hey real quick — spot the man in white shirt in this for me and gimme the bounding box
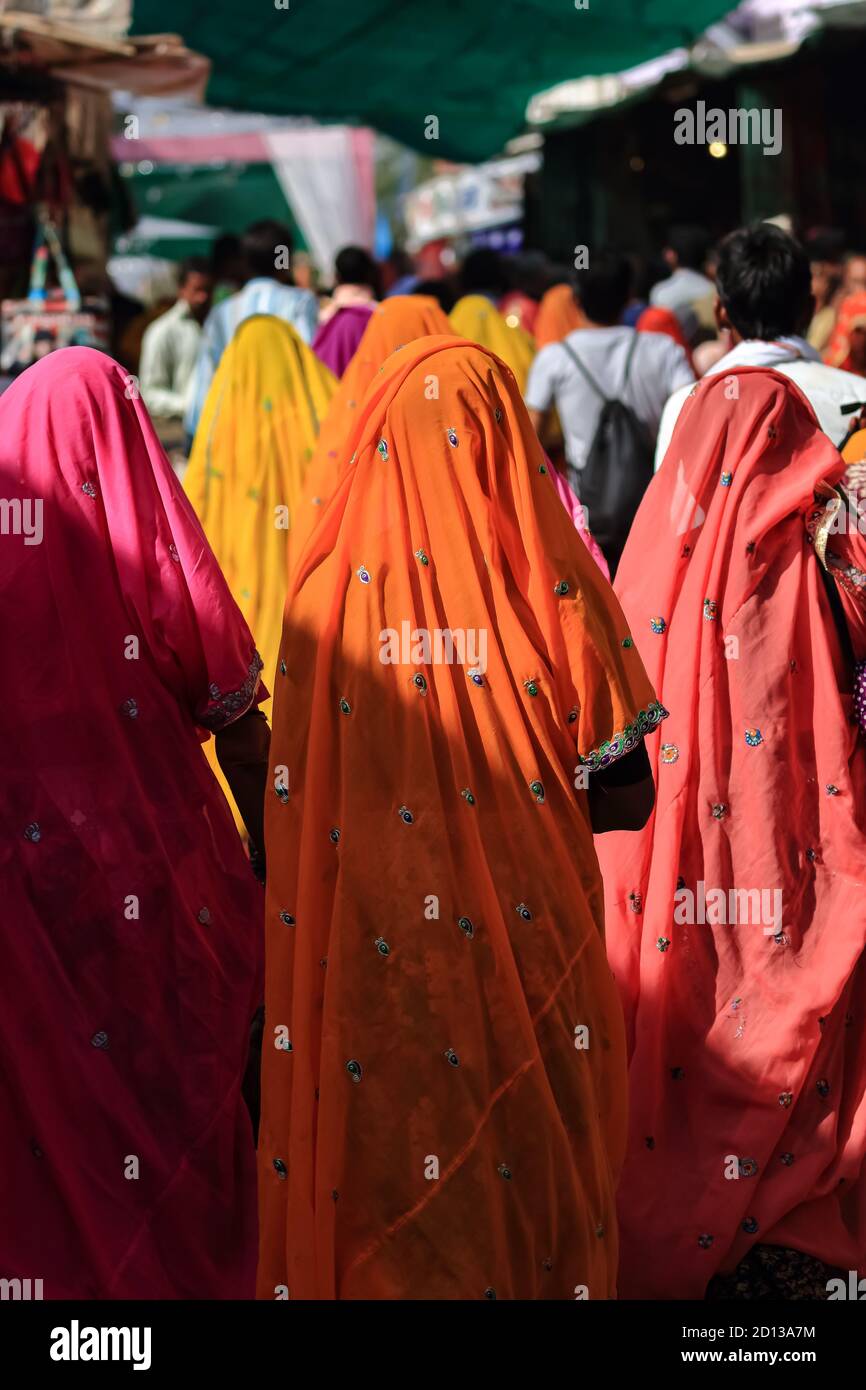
[650,225,715,341]
[139,257,213,420]
[526,254,695,482]
[184,220,319,438]
[655,224,866,469]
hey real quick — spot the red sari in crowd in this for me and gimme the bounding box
[824,292,866,374]
[597,368,866,1298]
[0,349,264,1297]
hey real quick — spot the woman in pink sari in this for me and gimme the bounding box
[0,348,268,1298]
[312,303,374,378]
[598,366,866,1299]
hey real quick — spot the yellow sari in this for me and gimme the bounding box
[449,294,535,392]
[184,314,336,822]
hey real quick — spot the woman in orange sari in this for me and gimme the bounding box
[291,295,451,555]
[597,366,866,1299]
[257,335,665,1300]
[535,283,581,349]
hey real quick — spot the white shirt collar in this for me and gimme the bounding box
[705,335,821,376]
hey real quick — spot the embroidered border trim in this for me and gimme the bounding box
[827,552,866,601]
[806,489,866,603]
[578,700,669,773]
[198,649,265,731]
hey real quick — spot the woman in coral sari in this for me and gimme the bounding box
[184,314,335,822]
[0,348,268,1297]
[257,336,664,1300]
[597,366,866,1299]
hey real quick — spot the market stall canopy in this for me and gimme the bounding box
[130,0,735,162]
[113,101,375,274]
[527,0,866,131]
[0,10,209,99]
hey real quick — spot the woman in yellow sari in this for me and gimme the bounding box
[184,314,336,821]
[449,293,536,393]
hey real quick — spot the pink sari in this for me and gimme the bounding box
[598,367,866,1298]
[0,348,264,1297]
[548,460,610,578]
[312,303,374,378]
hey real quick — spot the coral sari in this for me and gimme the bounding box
[597,367,866,1298]
[0,348,264,1297]
[636,305,694,371]
[450,293,536,393]
[257,336,666,1300]
[184,315,335,819]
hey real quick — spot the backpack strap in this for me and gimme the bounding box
[561,333,640,402]
[560,338,609,403]
[622,330,640,389]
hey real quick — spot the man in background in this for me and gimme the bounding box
[655,223,866,467]
[210,233,245,306]
[526,253,694,480]
[650,225,715,340]
[139,256,213,422]
[317,245,380,324]
[184,220,319,437]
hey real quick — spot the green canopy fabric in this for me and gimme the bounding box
[121,162,305,249]
[132,0,735,162]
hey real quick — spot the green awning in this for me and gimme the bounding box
[119,162,306,251]
[131,0,735,162]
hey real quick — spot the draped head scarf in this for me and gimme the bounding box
[0,347,264,1296]
[183,314,335,818]
[636,304,694,369]
[257,335,665,1300]
[291,295,451,561]
[596,367,866,1298]
[534,283,581,349]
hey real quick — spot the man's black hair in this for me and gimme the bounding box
[242,220,294,280]
[573,252,632,325]
[334,245,381,294]
[715,224,812,340]
[412,278,457,313]
[459,248,509,298]
[178,255,213,284]
[804,228,846,264]
[666,224,711,272]
[211,233,242,271]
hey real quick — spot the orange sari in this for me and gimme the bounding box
[291,295,450,556]
[257,336,666,1300]
[535,283,581,348]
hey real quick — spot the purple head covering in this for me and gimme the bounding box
[312,304,375,378]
